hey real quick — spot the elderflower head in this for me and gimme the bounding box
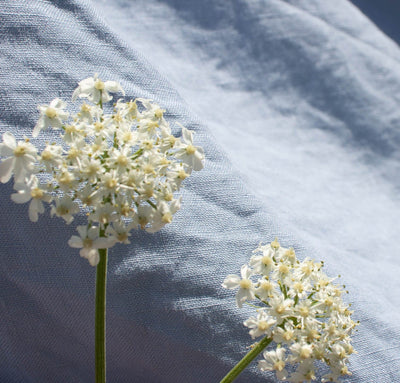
[222,239,358,383]
[0,74,204,265]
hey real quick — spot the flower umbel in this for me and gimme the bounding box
[0,74,205,265]
[0,74,205,383]
[221,239,357,383]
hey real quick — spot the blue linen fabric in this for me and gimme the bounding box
[1,0,400,382]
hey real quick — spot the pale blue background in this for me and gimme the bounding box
[0,1,399,382]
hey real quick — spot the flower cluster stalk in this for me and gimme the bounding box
[220,336,272,383]
[95,247,108,383]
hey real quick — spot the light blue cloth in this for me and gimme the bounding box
[1,0,399,382]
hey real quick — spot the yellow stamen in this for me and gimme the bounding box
[45,107,57,119]
[162,212,173,224]
[239,279,252,289]
[271,237,280,250]
[185,144,196,155]
[116,155,128,166]
[105,178,117,189]
[257,321,270,331]
[94,79,105,90]
[13,146,26,157]
[274,360,285,372]
[30,188,44,199]
[177,169,188,179]
[154,108,164,119]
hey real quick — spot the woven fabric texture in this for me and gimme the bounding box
[0,0,399,382]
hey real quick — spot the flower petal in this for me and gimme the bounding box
[68,235,84,248]
[222,274,240,289]
[0,157,15,183]
[1,132,16,151]
[11,190,31,204]
[105,81,125,96]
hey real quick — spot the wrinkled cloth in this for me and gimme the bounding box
[0,0,399,382]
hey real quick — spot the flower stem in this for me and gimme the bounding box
[95,247,108,383]
[220,336,272,383]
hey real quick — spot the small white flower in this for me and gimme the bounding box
[131,204,155,230]
[56,169,77,192]
[75,103,95,124]
[100,170,120,194]
[62,123,85,143]
[11,175,51,222]
[107,146,133,173]
[250,247,275,275]
[255,278,277,300]
[80,157,104,183]
[146,198,181,233]
[0,132,37,183]
[259,348,288,381]
[271,259,292,284]
[68,226,114,266]
[289,342,314,363]
[39,144,63,171]
[166,162,192,190]
[176,127,204,171]
[105,221,133,244]
[115,99,138,121]
[268,296,293,324]
[50,195,80,224]
[244,310,276,339]
[287,360,317,383]
[33,98,69,137]
[77,184,102,208]
[222,265,255,308]
[295,299,316,325]
[88,203,118,226]
[72,73,124,104]
[272,321,296,344]
[294,258,322,282]
[321,361,351,383]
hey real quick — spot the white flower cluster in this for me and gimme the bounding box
[222,239,357,383]
[0,74,204,266]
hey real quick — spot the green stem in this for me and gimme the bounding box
[95,247,108,383]
[220,336,272,383]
